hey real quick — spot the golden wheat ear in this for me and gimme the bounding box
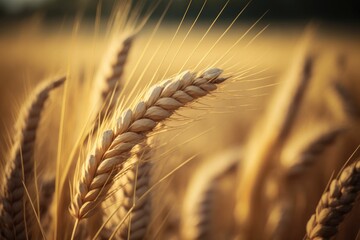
[181,149,240,240]
[93,33,135,128]
[69,68,228,229]
[306,159,360,239]
[0,76,65,240]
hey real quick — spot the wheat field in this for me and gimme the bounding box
[0,0,360,239]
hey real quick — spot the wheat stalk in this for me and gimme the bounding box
[0,77,65,240]
[69,68,227,223]
[181,149,240,240]
[306,159,360,239]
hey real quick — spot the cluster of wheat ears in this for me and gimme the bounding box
[0,0,359,239]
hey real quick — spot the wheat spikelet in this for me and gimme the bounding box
[181,149,240,240]
[101,143,152,239]
[69,68,227,221]
[306,159,360,239]
[0,77,65,240]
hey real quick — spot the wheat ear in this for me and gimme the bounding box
[0,77,65,240]
[285,127,344,177]
[94,34,135,126]
[70,68,227,221]
[101,143,152,239]
[306,159,360,239]
[181,149,240,240]
[81,34,135,151]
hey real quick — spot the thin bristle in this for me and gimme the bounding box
[69,68,228,223]
[0,76,65,239]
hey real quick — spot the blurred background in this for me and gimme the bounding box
[0,0,359,144]
[0,0,360,23]
[0,0,359,152]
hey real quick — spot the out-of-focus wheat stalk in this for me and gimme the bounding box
[0,77,65,240]
[181,149,240,240]
[236,32,314,236]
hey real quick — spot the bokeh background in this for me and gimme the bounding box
[1,0,359,155]
[1,0,360,22]
[1,0,359,161]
